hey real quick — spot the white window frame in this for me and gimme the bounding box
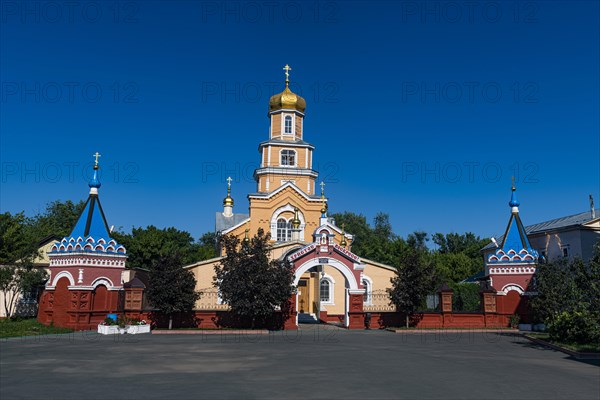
[362,275,373,305]
[280,149,296,167]
[271,205,305,242]
[276,218,292,242]
[284,115,293,135]
[319,277,335,305]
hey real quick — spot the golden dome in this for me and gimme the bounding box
[223,194,234,207]
[269,85,306,113]
[291,207,301,229]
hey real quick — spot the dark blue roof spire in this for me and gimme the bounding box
[509,176,520,209]
[68,153,111,239]
[88,152,101,193]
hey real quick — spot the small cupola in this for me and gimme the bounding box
[223,177,234,217]
[269,64,306,113]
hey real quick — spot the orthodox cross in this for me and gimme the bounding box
[511,176,515,190]
[227,176,232,189]
[320,181,325,196]
[283,64,292,83]
[93,152,101,167]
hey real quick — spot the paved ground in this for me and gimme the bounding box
[1,325,598,400]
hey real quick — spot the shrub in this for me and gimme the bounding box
[547,310,600,345]
[509,314,520,328]
[448,282,480,311]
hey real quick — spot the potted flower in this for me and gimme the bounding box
[97,316,151,335]
[126,319,151,334]
[98,317,120,335]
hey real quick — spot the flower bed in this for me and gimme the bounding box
[97,317,150,335]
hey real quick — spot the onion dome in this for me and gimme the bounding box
[269,86,306,113]
[340,223,347,247]
[509,177,520,213]
[269,64,306,113]
[319,181,327,217]
[223,177,234,207]
[243,223,250,243]
[223,193,234,207]
[88,152,102,194]
[320,203,328,216]
[291,207,301,230]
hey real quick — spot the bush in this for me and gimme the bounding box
[547,310,600,345]
[509,314,520,328]
[449,283,480,311]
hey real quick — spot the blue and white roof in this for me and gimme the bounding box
[487,185,538,264]
[50,158,126,256]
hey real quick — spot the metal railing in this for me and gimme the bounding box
[197,288,231,310]
[363,290,396,312]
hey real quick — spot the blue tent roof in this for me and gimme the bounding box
[69,195,111,240]
[501,213,533,252]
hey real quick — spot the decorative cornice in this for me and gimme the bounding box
[248,181,324,202]
[253,167,318,179]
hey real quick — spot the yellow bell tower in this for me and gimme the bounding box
[218,65,352,247]
[254,64,318,195]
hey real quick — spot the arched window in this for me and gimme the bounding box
[276,218,292,242]
[284,115,293,134]
[362,278,372,305]
[320,279,330,303]
[281,149,296,166]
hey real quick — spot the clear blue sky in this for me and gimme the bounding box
[1,1,599,241]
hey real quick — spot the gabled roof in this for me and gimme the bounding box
[526,208,599,233]
[483,208,600,251]
[248,181,323,201]
[215,213,250,234]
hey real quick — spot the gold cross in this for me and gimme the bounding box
[93,152,101,166]
[320,181,325,196]
[283,64,292,83]
[511,176,515,189]
[227,176,232,188]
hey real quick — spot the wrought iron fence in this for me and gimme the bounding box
[197,288,230,310]
[363,290,396,312]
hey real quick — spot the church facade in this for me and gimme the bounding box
[185,66,397,329]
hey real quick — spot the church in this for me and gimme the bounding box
[34,66,595,330]
[185,65,397,329]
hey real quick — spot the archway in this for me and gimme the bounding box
[292,257,363,328]
[52,277,70,328]
[92,285,108,311]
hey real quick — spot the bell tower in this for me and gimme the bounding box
[254,64,318,195]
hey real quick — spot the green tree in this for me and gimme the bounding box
[431,232,488,283]
[0,212,38,265]
[215,228,294,328]
[0,267,19,318]
[194,231,218,261]
[331,211,402,265]
[433,252,476,283]
[530,243,600,344]
[0,266,48,318]
[387,236,437,328]
[113,226,211,270]
[29,200,86,240]
[146,253,200,329]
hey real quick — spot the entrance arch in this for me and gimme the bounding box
[291,253,364,329]
[52,277,70,328]
[294,258,359,290]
